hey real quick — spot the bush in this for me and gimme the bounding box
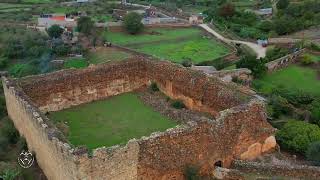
[306,141,320,166]
[269,95,292,118]
[277,0,289,9]
[171,100,185,109]
[310,99,320,126]
[276,120,320,154]
[0,168,20,180]
[150,82,159,92]
[184,166,200,180]
[309,43,320,52]
[77,16,94,35]
[123,12,144,34]
[301,54,314,65]
[47,25,64,39]
[182,59,192,67]
[0,118,19,144]
[218,3,235,18]
[236,55,266,78]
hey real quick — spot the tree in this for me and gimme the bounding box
[306,141,320,165]
[236,55,266,78]
[47,25,64,39]
[77,16,94,35]
[277,0,289,10]
[276,120,320,154]
[218,3,235,18]
[123,12,144,34]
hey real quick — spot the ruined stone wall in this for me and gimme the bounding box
[18,60,149,112]
[265,49,305,72]
[136,100,275,179]
[145,60,250,117]
[2,77,79,180]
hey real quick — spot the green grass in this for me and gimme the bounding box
[223,64,237,70]
[104,28,202,45]
[49,93,177,149]
[63,57,88,69]
[309,53,320,62]
[88,48,131,64]
[22,0,53,3]
[254,65,320,96]
[105,28,230,63]
[135,37,230,63]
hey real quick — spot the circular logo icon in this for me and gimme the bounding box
[18,150,34,168]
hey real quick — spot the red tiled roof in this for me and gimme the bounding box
[50,16,65,21]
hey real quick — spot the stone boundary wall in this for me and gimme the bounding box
[232,160,320,180]
[17,60,149,112]
[265,49,305,72]
[3,59,277,179]
[2,77,79,179]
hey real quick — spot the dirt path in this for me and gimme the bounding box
[199,24,267,59]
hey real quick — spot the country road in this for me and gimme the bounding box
[199,24,266,59]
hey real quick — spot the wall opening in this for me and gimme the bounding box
[214,161,222,167]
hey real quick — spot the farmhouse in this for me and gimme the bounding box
[38,13,77,28]
[2,58,276,179]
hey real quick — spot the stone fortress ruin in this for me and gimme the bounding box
[2,57,276,179]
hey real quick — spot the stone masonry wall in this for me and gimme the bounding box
[18,60,149,112]
[2,77,79,180]
[265,49,305,72]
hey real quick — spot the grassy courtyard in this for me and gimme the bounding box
[254,65,320,97]
[104,28,230,63]
[49,93,177,149]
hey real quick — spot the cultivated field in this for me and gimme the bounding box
[87,47,133,64]
[104,28,231,63]
[49,93,177,149]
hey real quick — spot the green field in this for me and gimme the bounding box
[254,65,320,96]
[105,28,230,63]
[88,48,132,64]
[63,57,88,69]
[135,37,229,63]
[104,28,201,45]
[49,93,177,149]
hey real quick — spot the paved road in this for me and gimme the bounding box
[199,24,266,59]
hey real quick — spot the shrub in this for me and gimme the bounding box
[218,3,235,18]
[150,82,159,92]
[277,0,289,9]
[184,166,200,180]
[236,55,266,78]
[309,43,320,52]
[171,100,185,109]
[276,120,320,154]
[310,99,320,126]
[47,25,64,39]
[182,59,192,67]
[0,118,19,144]
[269,95,292,118]
[77,16,94,35]
[306,141,320,166]
[123,12,144,34]
[301,54,314,65]
[0,168,20,180]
